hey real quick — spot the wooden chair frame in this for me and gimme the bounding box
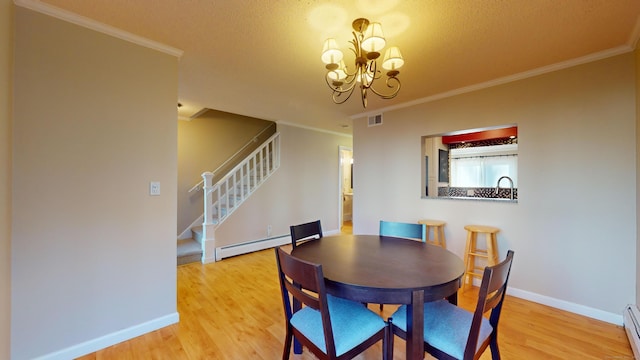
[275,247,388,360]
[290,220,323,248]
[389,250,515,360]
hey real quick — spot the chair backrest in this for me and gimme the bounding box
[274,247,337,356]
[290,220,323,248]
[464,250,515,359]
[379,220,426,242]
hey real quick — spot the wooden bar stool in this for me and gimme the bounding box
[463,224,500,290]
[418,219,447,249]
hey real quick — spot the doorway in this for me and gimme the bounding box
[339,147,353,234]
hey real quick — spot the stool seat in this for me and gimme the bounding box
[464,224,499,234]
[463,224,500,290]
[418,219,447,249]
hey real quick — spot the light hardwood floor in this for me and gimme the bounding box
[78,238,633,359]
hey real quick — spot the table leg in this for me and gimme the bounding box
[447,290,458,305]
[406,290,424,360]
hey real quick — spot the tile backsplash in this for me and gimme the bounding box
[438,186,518,200]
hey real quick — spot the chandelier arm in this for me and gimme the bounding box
[324,74,358,94]
[332,85,356,104]
[324,73,359,104]
[368,76,402,99]
[351,31,362,54]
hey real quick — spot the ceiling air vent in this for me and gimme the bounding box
[368,114,383,127]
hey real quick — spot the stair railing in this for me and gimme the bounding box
[189,122,277,193]
[200,132,280,262]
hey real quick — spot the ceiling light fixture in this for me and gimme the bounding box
[321,18,404,108]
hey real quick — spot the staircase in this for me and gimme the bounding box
[177,226,204,265]
[178,132,280,265]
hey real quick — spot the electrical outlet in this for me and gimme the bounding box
[150,182,161,196]
[467,189,474,196]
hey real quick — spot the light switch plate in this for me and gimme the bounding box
[150,182,161,196]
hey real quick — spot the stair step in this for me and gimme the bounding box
[191,226,203,242]
[177,238,201,266]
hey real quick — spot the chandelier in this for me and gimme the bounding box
[321,18,404,108]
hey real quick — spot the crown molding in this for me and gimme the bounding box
[351,44,635,120]
[276,120,353,138]
[14,0,183,58]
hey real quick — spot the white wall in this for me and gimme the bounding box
[353,53,636,322]
[214,124,352,246]
[12,7,179,359]
[0,1,12,359]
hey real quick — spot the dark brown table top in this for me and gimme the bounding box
[290,233,465,360]
[290,234,465,305]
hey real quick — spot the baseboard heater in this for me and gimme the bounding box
[623,304,640,359]
[215,234,291,261]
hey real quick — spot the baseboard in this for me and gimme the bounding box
[623,304,640,359]
[215,229,341,261]
[507,287,623,325]
[216,235,291,260]
[33,312,179,360]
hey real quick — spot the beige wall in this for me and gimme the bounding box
[215,124,352,246]
[636,45,640,307]
[12,7,178,359]
[178,111,273,234]
[0,1,12,358]
[354,53,636,321]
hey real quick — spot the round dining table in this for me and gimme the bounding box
[291,234,465,360]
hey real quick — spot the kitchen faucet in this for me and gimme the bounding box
[495,176,514,200]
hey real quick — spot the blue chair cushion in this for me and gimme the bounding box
[391,299,493,360]
[290,295,386,356]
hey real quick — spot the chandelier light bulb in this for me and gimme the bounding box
[361,22,386,53]
[356,68,374,84]
[382,46,404,72]
[327,60,347,81]
[321,38,343,65]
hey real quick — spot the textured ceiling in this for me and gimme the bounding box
[35,0,640,134]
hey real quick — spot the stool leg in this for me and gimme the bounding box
[487,233,498,266]
[438,226,446,249]
[463,231,475,290]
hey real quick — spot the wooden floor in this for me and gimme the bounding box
[79,225,633,359]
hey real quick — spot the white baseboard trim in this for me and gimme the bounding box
[623,304,640,359]
[507,287,623,325]
[214,229,342,261]
[216,235,291,260]
[33,312,179,360]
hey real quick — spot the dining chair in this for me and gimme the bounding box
[274,247,389,360]
[290,220,323,248]
[377,220,427,311]
[387,250,515,360]
[379,220,426,242]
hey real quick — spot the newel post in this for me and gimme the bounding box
[201,171,217,263]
